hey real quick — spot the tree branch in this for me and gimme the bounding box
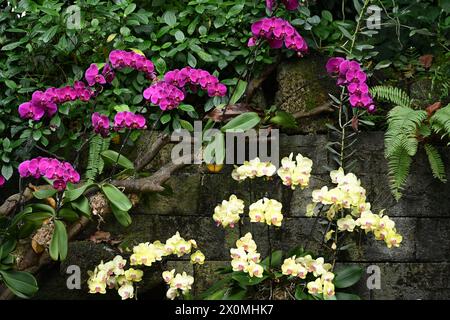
[112,160,187,193]
[292,102,334,119]
[134,133,171,172]
[0,185,53,217]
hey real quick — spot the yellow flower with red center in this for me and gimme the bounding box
[213,194,244,228]
[277,153,313,190]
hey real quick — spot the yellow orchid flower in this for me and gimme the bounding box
[337,215,357,232]
[190,250,206,265]
[118,283,134,300]
[124,268,143,282]
[307,278,323,295]
[162,269,175,283]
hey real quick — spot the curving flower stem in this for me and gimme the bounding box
[267,225,272,270]
[349,0,371,54]
[338,88,347,169]
[109,128,132,180]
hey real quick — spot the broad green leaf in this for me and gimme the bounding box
[374,60,392,70]
[295,286,313,300]
[204,288,227,300]
[179,119,194,131]
[110,203,132,227]
[163,11,177,26]
[101,150,134,170]
[335,292,361,300]
[1,165,13,180]
[229,80,247,105]
[269,111,298,129]
[224,288,247,300]
[179,104,195,112]
[23,212,53,223]
[64,183,94,202]
[71,196,91,217]
[101,184,132,212]
[232,272,268,286]
[221,112,260,132]
[124,3,136,16]
[49,220,68,261]
[0,270,38,299]
[0,239,17,259]
[334,265,363,288]
[161,113,172,124]
[1,41,25,51]
[28,203,55,215]
[40,26,59,43]
[58,208,79,222]
[261,250,283,268]
[203,131,225,165]
[33,188,57,200]
[174,30,185,41]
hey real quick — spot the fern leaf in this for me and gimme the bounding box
[387,146,412,201]
[430,103,450,140]
[385,106,427,157]
[370,85,412,108]
[424,144,447,183]
[85,135,110,181]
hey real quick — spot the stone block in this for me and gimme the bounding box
[136,173,201,215]
[103,215,239,261]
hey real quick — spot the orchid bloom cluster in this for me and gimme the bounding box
[248,17,308,54]
[281,255,335,298]
[88,255,143,300]
[164,67,227,97]
[88,233,203,300]
[326,57,376,113]
[91,111,146,137]
[309,168,402,248]
[143,81,185,111]
[130,232,203,266]
[266,0,299,12]
[231,157,277,181]
[162,270,195,300]
[18,81,93,121]
[114,111,147,130]
[230,233,264,278]
[144,67,227,111]
[0,176,5,187]
[249,198,283,227]
[108,50,155,78]
[18,157,80,191]
[277,153,313,190]
[213,195,245,228]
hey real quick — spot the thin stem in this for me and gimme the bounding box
[109,129,132,180]
[349,0,371,54]
[33,144,65,161]
[267,225,272,270]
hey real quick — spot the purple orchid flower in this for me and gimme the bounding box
[85,64,106,87]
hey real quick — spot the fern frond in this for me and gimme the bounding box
[85,135,110,181]
[430,103,450,141]
[370,85,412,108]
[424,144,447,183]
[387,145,412,201]
[385,106,427,158]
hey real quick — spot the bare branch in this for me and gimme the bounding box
[0,184,53,217]
[292,102,334,119]
[134,133,171,172]
[112,160,187,193]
